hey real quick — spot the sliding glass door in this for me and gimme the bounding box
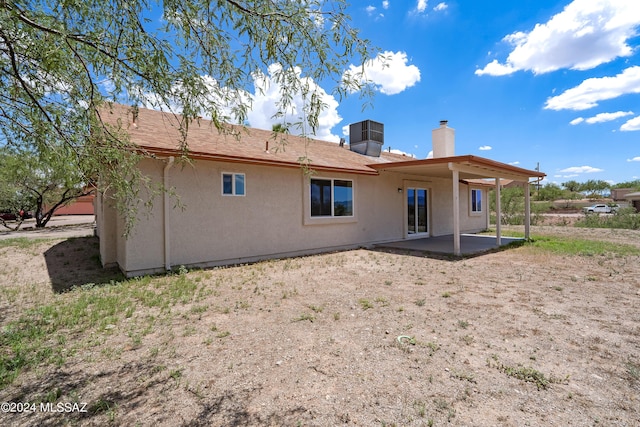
[407,188,428,235]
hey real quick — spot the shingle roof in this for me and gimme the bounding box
[99,104,544,180]
[100,104,413,175]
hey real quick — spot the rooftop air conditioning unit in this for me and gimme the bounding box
[349,120,384,157]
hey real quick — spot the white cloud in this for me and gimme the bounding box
[570,117,585,125]
[343,51,421,95]
[545,66,640,110]
[509,161,520,165]
[382,1,389,9]
[389,148,416,158]
[478,145,492,151]
[426,150,433,159]
[475,60,517,77]
[584,111,634,123]
[621,115,640,131]
[475,0,640,76]
[627,156,640,162]
[434,2,448,12]
[559,165,604,174]
[366,5,376,14]
[248,64,342,142]
[416,0,427,13]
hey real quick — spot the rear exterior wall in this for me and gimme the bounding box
[104,158,488,276]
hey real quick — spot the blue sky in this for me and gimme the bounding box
[244,0,640,185]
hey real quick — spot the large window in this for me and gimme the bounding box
[311,179,353,217]
[471,188,482,213]
[222,173,245,196]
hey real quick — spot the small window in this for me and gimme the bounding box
[311,178,353,217]
[471,189,482,213]
[222,173,245,196]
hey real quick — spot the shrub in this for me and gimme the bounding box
[575,208,640,230]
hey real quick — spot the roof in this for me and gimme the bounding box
[625,191,640,199]
[369,156,545,181]
[100,104,545,181]
[100,104,412,176]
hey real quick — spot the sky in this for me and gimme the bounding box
[242,0,640,185]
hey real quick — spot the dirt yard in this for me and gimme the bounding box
[1,226,639,426]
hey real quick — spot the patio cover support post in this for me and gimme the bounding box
[495,178,501,246]
[452,169,461,255]
[524,181,531,240]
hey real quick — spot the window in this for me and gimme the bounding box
[222,173,245,196]
[311,178,353,217]
[471,188,482,213]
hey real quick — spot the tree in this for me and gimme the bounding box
[0,144,94,229]
[0,173,29,230]
[536,183,563,201]
[0,1,374,228]
[581,179,610,198]
[562,180,582,193]
[612,180,640,190]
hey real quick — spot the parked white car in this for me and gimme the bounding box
[582,204,618,214]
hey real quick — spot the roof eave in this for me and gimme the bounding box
[137,146,380,176]
[368,154,546,179]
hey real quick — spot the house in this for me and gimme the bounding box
[611,188,636,202]
[52,193,95,216]
[96,105,545,277]
[624,192,640,212]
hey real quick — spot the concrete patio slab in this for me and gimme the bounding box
[375,234,523,256]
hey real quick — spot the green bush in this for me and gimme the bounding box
[490,187,544,226]
[575,208,640,230]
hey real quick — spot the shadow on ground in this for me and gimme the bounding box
[1,360,310,426]
[372,239,526,261]
[43,236,123,292]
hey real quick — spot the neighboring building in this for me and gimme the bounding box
[611,188,637,202]
[96,105,545,277]
[52,193,95,216]
[625,192,640,212]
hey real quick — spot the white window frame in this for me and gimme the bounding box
[221,172,246,196]
[470,188,483,214]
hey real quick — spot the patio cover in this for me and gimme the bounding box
[368,155,546,255]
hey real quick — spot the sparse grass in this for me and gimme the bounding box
[451,370,476,383]
[308,304,324,313]
[527,236,640,257]
[460,334,475,345]
[2,231,639,425]
[0,265,205,389]
[625,359,640,384]
[292,313,315,322]
[374,296,389,306]
[487,356,568,390]
[457,320,470,329]
[0,237,52,250]
[358,298,373,310]
[425,342,440,356]
[413,400,427,417]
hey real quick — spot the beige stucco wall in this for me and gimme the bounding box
[104,158,490,276]
[95,190,118,267]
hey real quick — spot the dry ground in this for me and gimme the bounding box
[1,226,639,426]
